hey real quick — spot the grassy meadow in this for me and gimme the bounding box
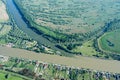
[0,70,28,80]
[98,29,120,54]
[0,24,11,37]
[72,40,99,56]
[14,0,120,34]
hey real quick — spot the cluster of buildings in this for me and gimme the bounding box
[0,55,120,80]
[0,55,8,62]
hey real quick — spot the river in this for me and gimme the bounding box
[0,46,120,73]
[5,0,70,55]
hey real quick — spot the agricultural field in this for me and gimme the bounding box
[0,0,9,22]
[14,0,120,34]
[0,0,11,44]
[0,24,11,37]
[0,0,11,37]
[0,71,27,80]
[0,73,22,80]
[98,29,120,54]
[0,22,47,53]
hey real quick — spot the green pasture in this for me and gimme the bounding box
[98,29,120,54]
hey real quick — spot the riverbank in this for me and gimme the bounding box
[0,46,120,73]
[5,0,74,56]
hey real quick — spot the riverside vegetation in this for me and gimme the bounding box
[0,0,56,55]
[13,0,120,60]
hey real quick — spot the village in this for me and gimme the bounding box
[0,54,119,80]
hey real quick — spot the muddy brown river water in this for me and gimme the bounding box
[0,46,120,73]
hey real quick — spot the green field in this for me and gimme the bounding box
[14,0,120,42]
[72,40,99,56]
[0,24,11,37]
[0,70,27,80]
[98,29,120,54]
[14,0,120,34]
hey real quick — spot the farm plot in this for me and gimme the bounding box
[14,0,120,35]
[0,0,9,22]
[0,70,28,80]
[0,24,11,36]
[0,0,11,36]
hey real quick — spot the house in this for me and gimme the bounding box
[0,55,9,62]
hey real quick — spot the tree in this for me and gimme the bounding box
[69,70,78,80]
[5,74,9,79]
[67,43,75,50]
